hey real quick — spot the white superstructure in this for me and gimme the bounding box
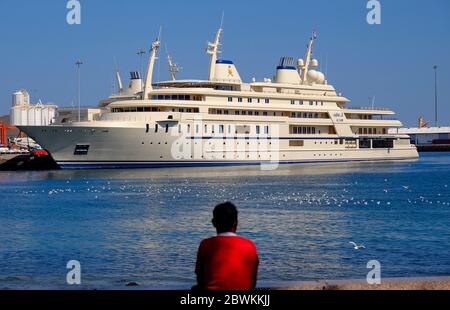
[18,25,418,169]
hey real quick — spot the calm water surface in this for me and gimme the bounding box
[0,153,450,289]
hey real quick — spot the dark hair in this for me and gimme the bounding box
[212,202,238,232]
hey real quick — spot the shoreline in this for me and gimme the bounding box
[272,276,450,290]
[1,276,450,290]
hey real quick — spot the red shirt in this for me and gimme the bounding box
[195,235,259,290]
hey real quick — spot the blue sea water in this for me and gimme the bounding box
[0,153,449,290]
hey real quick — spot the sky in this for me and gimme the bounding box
[0,0,449,127]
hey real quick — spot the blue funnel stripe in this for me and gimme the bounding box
[277,66,297,70]
[216,60,234,64]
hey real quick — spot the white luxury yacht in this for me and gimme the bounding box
[18,24,418,169]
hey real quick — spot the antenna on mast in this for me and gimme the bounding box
[165,45,182,81]
[302,29,317,85]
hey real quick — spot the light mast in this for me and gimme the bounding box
[301,31,317,85]
[143,31,161,100]
[207,16,224,81]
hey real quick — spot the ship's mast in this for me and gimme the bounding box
[166,46,181,81]
[207,15,224,81]
[114,58,123,95]
[143,29,162,100]
[302,31,317,85]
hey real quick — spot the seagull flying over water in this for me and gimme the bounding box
[349,242,366,250]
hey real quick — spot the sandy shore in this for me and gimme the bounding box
[275,277,450,290]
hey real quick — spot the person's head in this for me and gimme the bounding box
[212,202,238,234]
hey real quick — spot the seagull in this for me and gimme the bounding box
[349,242,366,250]
[402,186,409,190]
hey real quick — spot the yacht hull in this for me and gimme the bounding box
[19,125,419,169]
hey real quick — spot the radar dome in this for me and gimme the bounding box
[310,59,319,68]
[307,70,325,85]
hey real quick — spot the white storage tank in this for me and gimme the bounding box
[10,89,57,126]
[12,89,30,107]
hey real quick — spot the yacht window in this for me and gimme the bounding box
[196,124,199,134]
[248,98,252,103]
[178,125,182,134]
[238,98,243,103]
[187,124,191,134]
[165,124,169,133]
[264,126,269,134]
[291,100,295,105]
[211,125,215,134]
[155,124,159,133]
[256,125,261,134]
[204,124,208,134]
[219,125,224,134]
[265,99,270,104]
[228,97,233,102]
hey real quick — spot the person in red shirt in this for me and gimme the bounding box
[194,202,259,290]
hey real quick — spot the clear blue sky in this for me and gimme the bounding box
[0,0,449,126]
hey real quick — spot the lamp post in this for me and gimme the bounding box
[75,60,83,122]
[433,65,438,127]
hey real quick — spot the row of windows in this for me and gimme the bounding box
[346,114,374,120]
[358,128,387,135]
[228,97,270,104]
[291,112,329,119]
[291,126,318,135]
[151,94,203,101]
[153,123,272,135]
[112,107,200,113]
[211,109,275,117]
[112,107,159,113]
[291,100,324,106]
